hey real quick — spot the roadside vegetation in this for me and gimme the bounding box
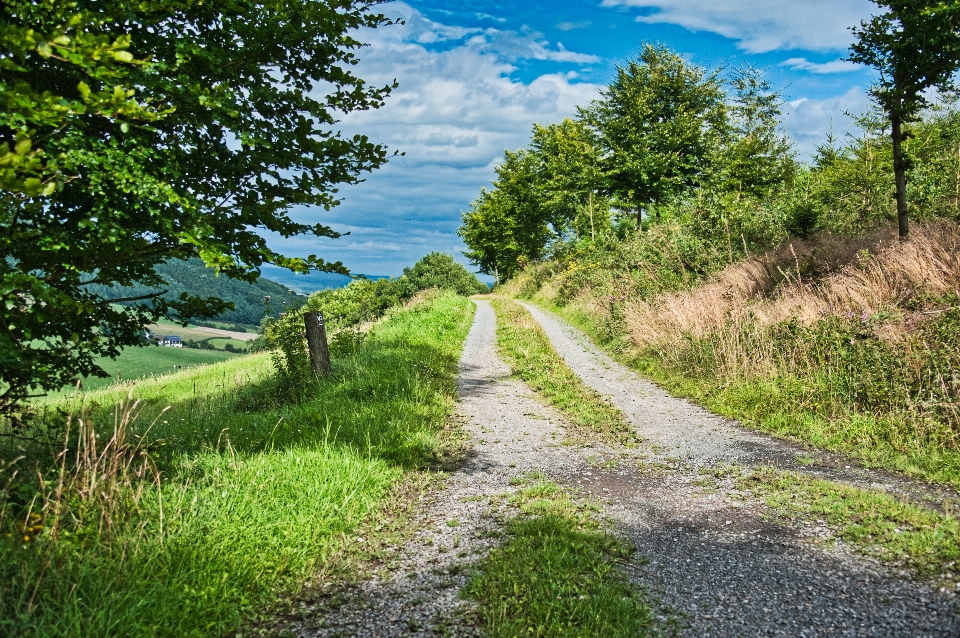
[467,474,667,637]
[491,299,636,446]
[458,15,960,490]
[0,292,475,637]
[507,223,960,488]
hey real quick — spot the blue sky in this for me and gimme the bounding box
[270,0,879,277]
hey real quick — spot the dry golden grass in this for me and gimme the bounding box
[618,221,960,354]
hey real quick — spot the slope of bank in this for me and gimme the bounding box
[503,220,960,488]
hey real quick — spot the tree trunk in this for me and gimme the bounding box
[891,113,909,240]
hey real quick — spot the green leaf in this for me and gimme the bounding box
[112,50,134,63]
[77,81,91,99]
[14,138,31,155]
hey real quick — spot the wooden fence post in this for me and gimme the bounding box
[303,311,331,376]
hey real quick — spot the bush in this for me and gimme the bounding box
[258,253,485,381]
[401,252,488,296]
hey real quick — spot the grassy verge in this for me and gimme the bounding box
[466,474,668,637]
[713,466,960,582]
[2,292,475,638]
[491,298,637,446]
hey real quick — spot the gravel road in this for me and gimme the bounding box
[285,299,959,637]
[517,300,960,637]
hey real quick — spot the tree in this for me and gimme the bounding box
[530,119,608,240]
[458,188,526,284]
[401,252,487,296]
[579,44,725,227]
[717,67,795,199]
[1,0,396,415]
[849,0,960,238]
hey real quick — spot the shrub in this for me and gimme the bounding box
[401,252,488,296]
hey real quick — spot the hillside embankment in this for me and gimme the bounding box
[503,220,960,488]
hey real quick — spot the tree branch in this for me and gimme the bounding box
[94,291,167,305]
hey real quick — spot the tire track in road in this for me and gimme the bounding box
[516,300,960,637]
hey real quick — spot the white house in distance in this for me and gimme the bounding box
[159,335,183,348]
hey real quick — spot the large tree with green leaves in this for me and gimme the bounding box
[530,119,608,240]
[717,68,795,199]
[1,0,396,415]
[849,0,960,239]
[579,43,725,227]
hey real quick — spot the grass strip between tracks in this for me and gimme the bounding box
[466,473,669,637]
[709,466,960,583]
[491,298,637,447]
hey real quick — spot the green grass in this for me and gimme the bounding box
[205,337,249,350]
[491,298,637,446]
[2,292,476,637]
[465,476,665,637]
[68,345,238,393]
[657,372,960,488]
[728,467,960,581]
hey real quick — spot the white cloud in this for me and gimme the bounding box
[277,2,601,274]
[602,0,876,53]
[780,57,860,74]
[782,87,873,159]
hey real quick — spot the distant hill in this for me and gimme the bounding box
[87,259,317,327]
[259,264,388,294]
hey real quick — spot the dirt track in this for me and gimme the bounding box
[290,299,959,637]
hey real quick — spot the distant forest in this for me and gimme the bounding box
[87,259,308,327]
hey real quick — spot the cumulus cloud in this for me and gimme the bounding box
[275,2,601,275]
[602,0,875,53]
[780,57,860,74]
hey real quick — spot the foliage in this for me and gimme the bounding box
[580,43,726,225]
[459,187,530,283]
[849,0,960,237]
[400,251,488,297]
[0,292,475,637]
[715,68,795,199]
[1,0,396,416]
[459,45,799,281]
[466,478,663,638]
[530,119,609,240]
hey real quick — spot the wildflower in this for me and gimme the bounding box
[860,311,869,323]
[846,311,854,319]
